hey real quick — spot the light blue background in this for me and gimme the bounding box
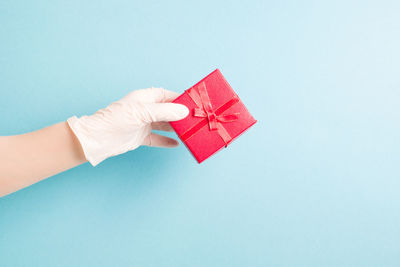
[1,0,399,266]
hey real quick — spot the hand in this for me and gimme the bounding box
[67,87,189,166]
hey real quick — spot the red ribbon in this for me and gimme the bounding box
[179,82,240,146]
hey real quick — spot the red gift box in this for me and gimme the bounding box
[170,69,257,163]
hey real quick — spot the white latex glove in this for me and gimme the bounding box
[67,87,189,166]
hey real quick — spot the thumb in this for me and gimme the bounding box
[143,103,189,122]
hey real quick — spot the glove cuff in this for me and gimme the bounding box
[67,116,108,166]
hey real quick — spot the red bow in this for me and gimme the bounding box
[180,82,240,146]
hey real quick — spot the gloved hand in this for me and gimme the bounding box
[67,87,189,166]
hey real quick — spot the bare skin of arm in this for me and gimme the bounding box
[0,122,87,197]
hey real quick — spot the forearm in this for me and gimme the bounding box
[0,122,86,197]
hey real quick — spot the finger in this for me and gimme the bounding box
[123,87,180,103]
[142,133,179,148]
[143,102,189,122]
[152,122,174,132]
